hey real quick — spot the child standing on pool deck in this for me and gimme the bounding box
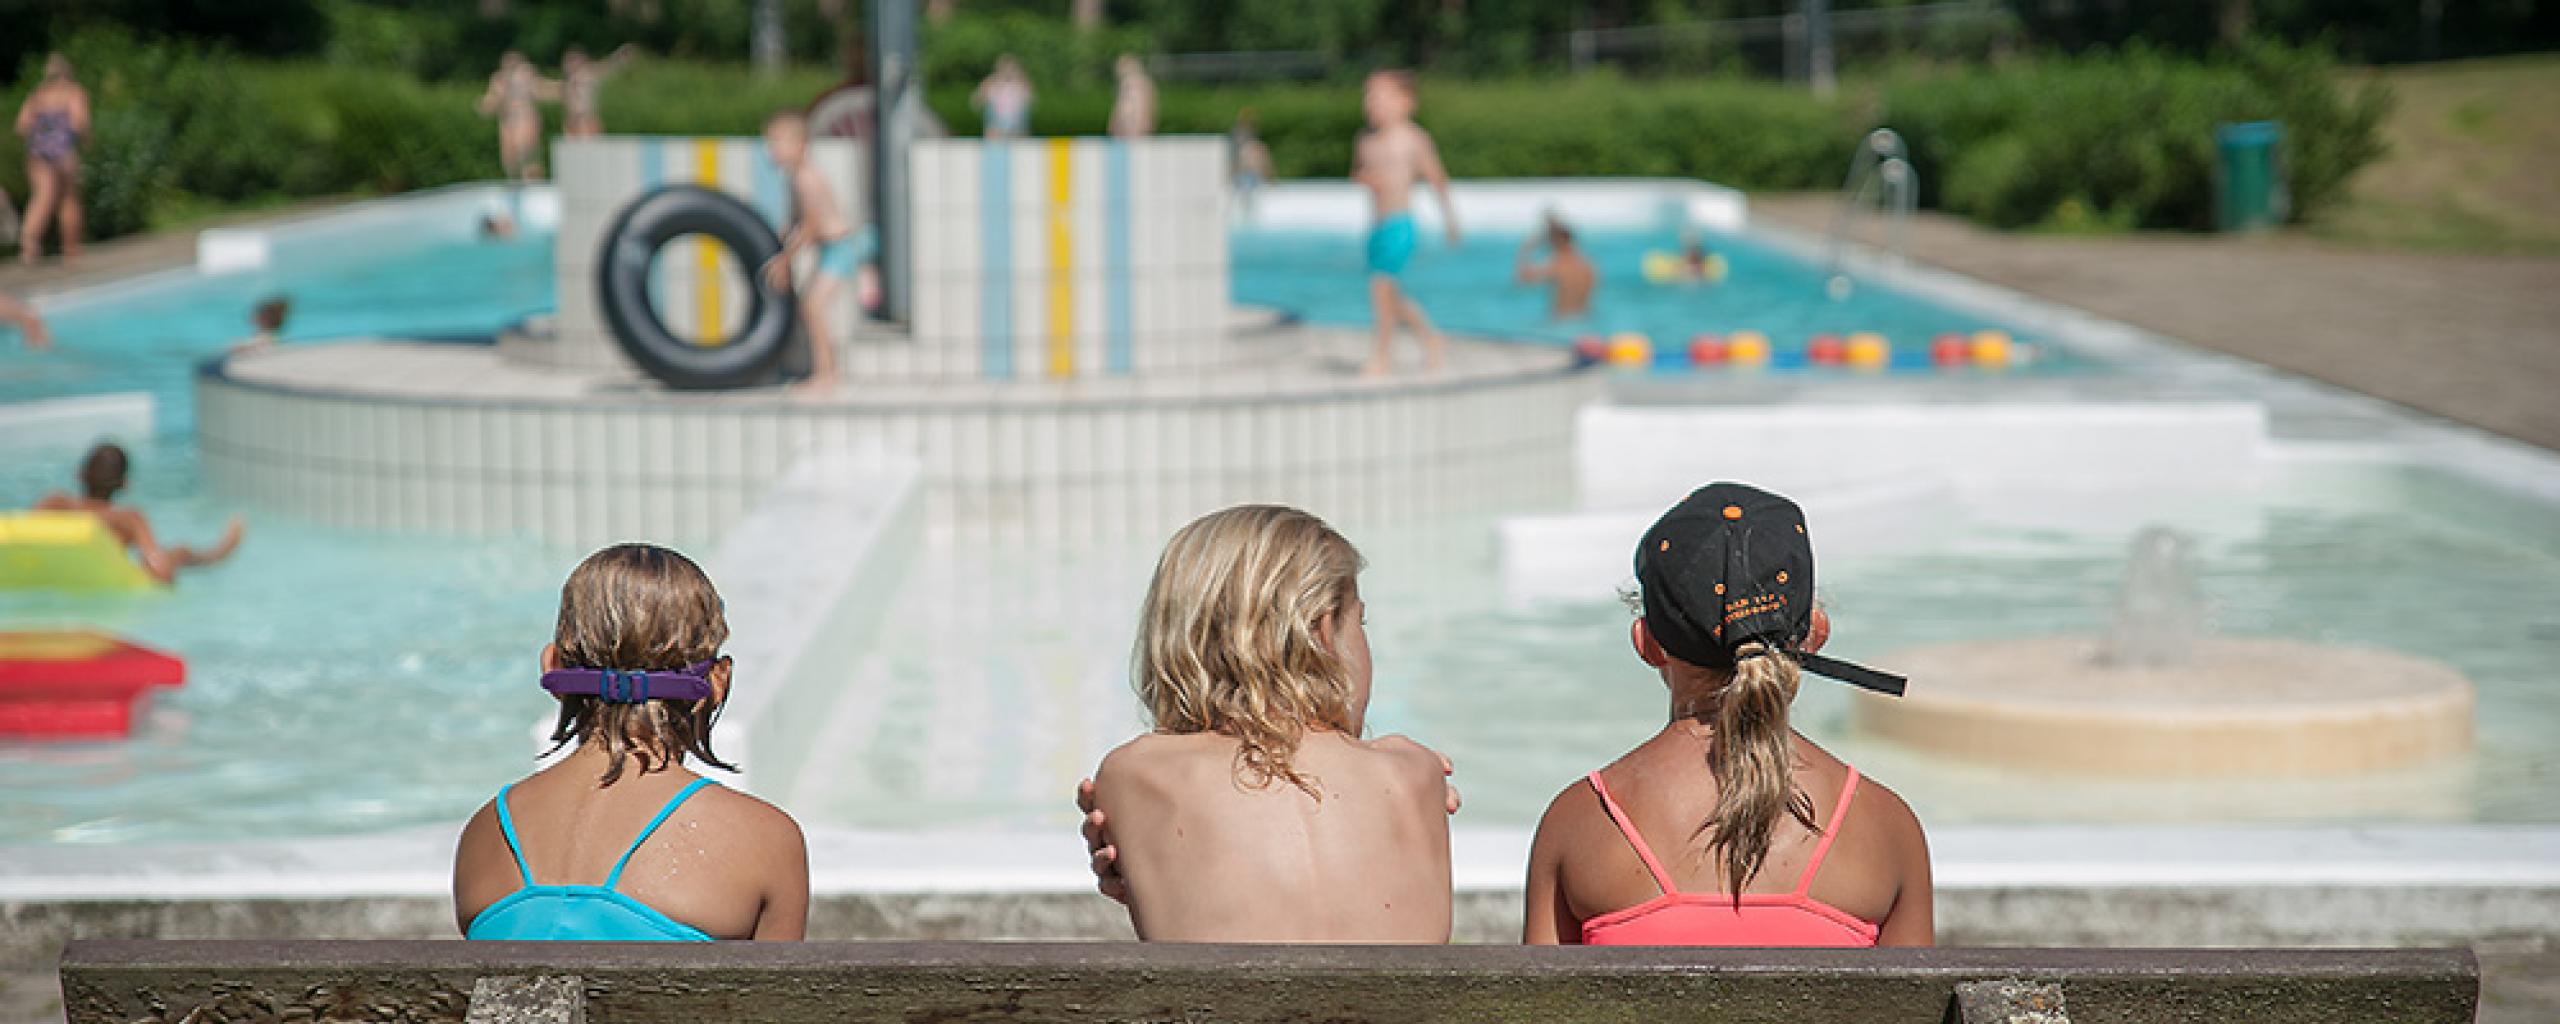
[1354,70,1458,377]
[761,112,865,393]
[1087,505,1460,941]
[452,544,808,941]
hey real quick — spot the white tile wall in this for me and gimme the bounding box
[197,361,1588,549]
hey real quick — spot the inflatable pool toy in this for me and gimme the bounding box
[1726,330,1772,367]
[1642,251,1727,285]
[0,630,185,739]
[1970,330,2014,368]
[1930,333,1968,367]
[1807,334,1847,366]
[1606,332,1652,367]
[598,185,795,390]
[1846,332,1890,369]
[1687,333,1727,366]
[0,512,158,592]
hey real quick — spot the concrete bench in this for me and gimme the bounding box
[57,940,2477,1024]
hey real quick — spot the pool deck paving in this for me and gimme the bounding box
[1754,194,2560,453]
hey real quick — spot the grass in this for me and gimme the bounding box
[2309,53,2560,254]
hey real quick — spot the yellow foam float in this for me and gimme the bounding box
[1641,250,1728,285]
[0,512,159,592]
[1606,332,1653,366]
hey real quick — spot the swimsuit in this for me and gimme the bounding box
[984,83,1031,136]
[27,110,78,170]
[816,226,875,279]
[1577,767,1881,947]
[465,777,721,942]
[1366,213,1418,278]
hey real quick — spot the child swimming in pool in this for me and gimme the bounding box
[1085,505,1460,941]
[1354,70,1457,377]
[761,112,866,393]
[34,443,241,584]
[451,543,809,941]
[1521,483,1932,947]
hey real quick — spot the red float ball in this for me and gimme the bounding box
[1572,335,1607,365]
[1687,333,1727,366]
[1930,333,1968,366]
[1807,333,1847,365]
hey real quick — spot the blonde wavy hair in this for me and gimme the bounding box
[1133,505,1365,796]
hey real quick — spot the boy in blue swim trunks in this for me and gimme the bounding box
[1354,70,1458,377]
[760,112,861,393]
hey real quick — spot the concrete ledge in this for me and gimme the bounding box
[56,940,2478,1024]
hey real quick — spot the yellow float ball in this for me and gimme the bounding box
[1846,332,1890,369]
[1726,330,1772,366]
[1970,330,2013,367]
[1641,251,1681,284]
[1606,332,1652,366]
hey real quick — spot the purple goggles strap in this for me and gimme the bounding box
[540,659,719,704]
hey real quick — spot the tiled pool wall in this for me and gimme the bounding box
[905,138,1235,379]
[542,136,1235,382]
[547,136,865,374]
[196,353,1595,549]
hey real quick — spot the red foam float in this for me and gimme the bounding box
[1807,333,1847,366]
[1687,333,1727,366]
[0,631,185,739]
[1930,333,1969,367]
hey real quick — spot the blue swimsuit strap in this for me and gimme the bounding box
[605,778,719,891]
[493,783,535,887]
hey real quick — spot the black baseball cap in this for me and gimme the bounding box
[1633,482,1906,697]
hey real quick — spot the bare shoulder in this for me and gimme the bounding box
[695,782,804,849]
[1534,773,1604,831]
[32,492,70,511]
[1355,733,1449,787]
[1849,770,1927,850]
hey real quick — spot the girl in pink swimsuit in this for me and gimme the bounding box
[1522,482,1935,947]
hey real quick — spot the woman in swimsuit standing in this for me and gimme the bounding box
[1522,482,1934,947]
[14,54,90,267]
[560,45,637,139]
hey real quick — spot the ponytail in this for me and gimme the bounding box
[1703,640,1816,902]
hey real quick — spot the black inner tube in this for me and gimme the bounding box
[596,185,796,391]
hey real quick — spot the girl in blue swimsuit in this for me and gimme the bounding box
[452,544,810,941]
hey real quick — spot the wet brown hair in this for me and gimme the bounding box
[252,297,289,333]
[78,443,127,500]
[543,543,737,785]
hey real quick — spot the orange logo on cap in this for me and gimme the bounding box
[1659,539,1670,552]
[1722,505,1744,520]
[1776,570,1790,584]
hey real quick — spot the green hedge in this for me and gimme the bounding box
[4,34,2383,244]
[1882,41,2391,230]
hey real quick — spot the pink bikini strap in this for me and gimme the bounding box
[1586,772,1679,897]
[1794,767,1863,895]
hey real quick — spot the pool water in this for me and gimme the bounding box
[5,200,2556,843]
[795,466,2560,832]
[0,230,572,842]
[1231,227,2075,372]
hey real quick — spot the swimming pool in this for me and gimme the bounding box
[1232,225,2073,372]
[0,221,573,842]
[783,463,2560,832]
[5,187,2557,846]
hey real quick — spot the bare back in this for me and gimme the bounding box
[1527,731,1932,945]
[451,757,808,940]
[1096,730,1452,941]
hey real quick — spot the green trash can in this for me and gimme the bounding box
[2214,121,2289,232]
